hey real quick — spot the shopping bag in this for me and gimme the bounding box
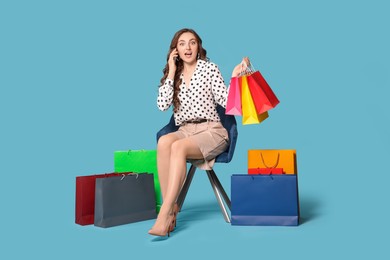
[231,174,299,226]
[114,149,161,212]
[248,149,297,174]
[75,173,119,225]
[248,151,283,174]
[94,173,157,228]
[241,75,269,125]
[247,70,280,114]
[248,168,283,174]
[225,77,242,115]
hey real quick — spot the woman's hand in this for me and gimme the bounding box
[231,57,251,77]
[167,48,179,80]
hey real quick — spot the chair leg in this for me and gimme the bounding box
[207,169,231,210]
[176,164,197,210]
[206,170,231,223]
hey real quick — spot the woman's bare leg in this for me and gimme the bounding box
[149,138,203,235]
[157,133,181,200]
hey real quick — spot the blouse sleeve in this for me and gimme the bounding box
[210,63,228,108]
[157,78,174,111]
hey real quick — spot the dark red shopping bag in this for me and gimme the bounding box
[75,173,119,225]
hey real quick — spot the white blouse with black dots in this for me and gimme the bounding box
[157,59,229,126]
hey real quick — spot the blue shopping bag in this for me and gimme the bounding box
[231,174,299,226]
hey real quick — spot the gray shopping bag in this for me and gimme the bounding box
[94,173,157,228]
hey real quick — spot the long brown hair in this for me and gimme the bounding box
[159,28,208,112]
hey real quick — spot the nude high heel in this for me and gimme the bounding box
[173,203,179,227]
[148,213,175,237]
[169,203,180,232]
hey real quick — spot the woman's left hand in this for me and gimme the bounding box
[231,57,250,77]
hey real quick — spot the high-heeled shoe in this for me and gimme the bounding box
[169,203,180,231]
[172,203,179,228]
[168,216,176,233]
[148,213,175,237]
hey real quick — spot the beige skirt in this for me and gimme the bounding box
[173,121,229,170]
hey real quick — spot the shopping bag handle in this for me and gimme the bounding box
[126,149,146,154]
[120,173,139,180]
[238,61,256,77]
[260,152,280,169]
[251,174,275,180]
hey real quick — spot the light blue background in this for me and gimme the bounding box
[1,0,389,259]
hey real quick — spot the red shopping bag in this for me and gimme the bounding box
[75,173,119,225]
[248,168,284,174]
[247,70,280,114]
[225,77,242,115]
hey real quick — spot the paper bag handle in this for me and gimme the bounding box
[120,173,139,180]
[127,149,147,154]
[260,152,280,169]
[238,60,256,77]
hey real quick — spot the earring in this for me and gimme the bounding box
[197,53,200,59]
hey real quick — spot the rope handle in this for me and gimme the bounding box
[127,149,147,155]
[120,173,139,180]
[260,152,280,169]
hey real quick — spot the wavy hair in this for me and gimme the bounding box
[159,28,208,112]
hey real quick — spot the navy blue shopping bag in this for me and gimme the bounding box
[231,174,299,226]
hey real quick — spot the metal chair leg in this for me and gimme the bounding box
[176,165,231,223]
[176,164,197,210]
[206,170,231,223]
[207,169,231,210]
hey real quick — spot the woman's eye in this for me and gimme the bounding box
[191,41,196,45]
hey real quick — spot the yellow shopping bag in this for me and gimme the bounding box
[248,149,297,174]
[241,76,268,125]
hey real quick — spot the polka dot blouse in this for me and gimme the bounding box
[157,59,229,126]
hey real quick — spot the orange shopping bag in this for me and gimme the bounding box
[248,149,297,174]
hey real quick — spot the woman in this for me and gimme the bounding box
[149,28,249,237]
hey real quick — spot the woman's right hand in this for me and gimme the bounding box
[167,48,179,80]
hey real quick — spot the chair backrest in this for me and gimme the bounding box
[156,105,238,163]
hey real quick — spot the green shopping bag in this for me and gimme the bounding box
[114,150,162,212]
